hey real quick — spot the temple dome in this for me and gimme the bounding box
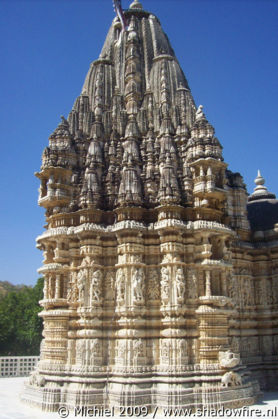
[247,171,278,231]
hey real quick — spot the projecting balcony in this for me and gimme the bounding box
[193,181,226,199]
[53,249,69,263]
[38,189,71,208]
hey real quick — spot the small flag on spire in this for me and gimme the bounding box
[113,0,128,31]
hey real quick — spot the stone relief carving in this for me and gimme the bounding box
[219,350,240,368]
[133,338,144,360]
[132,267,145,304]
[160,339,171,361]
[116,269,125,303]
[76,340,86,365]
[67,272,78,303]
[90,269,103,304]
[230,337,240,353]
[256,280,267,306]
[227,273,238,303]
[162,253,179,263]
[241,278,254,306]
[178,339,188,363]
[161,267,170,303]
[81,256,95,267]
[29,372,46,387]
[116,340,126,365]
[174,267,185,303]
[105,271,115,301]
[187,269,198,299]
[147,269,160,300]
[77,270,86,305]
[90,339,102,363]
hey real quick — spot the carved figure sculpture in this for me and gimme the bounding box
[116,269,125,303]
[77,271,86,304]
[90,339,101,363]
[161,267,170,302]
[29,372,46,387]
[133,338,144,359]
[105,271,115,301]
[219,350,240,369]
[132,268,145,303]
[187,270,198,299]
[90,269,102,304]
[175,267,185,302]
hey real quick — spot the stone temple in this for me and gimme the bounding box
[23,0,278,412]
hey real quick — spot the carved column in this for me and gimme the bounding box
[114,230,147,372]
[158,225,187,371]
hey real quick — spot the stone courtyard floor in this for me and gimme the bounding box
[0,377,277,419]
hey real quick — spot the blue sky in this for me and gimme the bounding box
[0,0,277,286]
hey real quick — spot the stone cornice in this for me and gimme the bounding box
[36,219,235,244]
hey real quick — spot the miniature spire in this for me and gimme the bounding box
[248,170,276,201]
[159,60,174,135]
[195,105,205,121]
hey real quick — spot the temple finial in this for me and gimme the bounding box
[129,0,143,9]
[248,169,276,201]
[254,170,265,186]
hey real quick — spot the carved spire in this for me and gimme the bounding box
[158,153,181,205]
[186,105,223,162]
[94,65,104,123]
[116,13,143,207]
[50,116,71,141]
[117,155,143,206]
[124,15,141,119]
[159,61,174,136]
[40,4,205,213]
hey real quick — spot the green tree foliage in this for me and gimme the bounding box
[0,278,44,356]
[0,281,27,298]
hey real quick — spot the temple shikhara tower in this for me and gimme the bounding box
[23,0,278,412]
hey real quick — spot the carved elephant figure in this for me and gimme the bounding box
[29,371,46,387]
[221,371,242,387]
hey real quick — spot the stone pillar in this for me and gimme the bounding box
[205,270,212,297]
[158,227,188,373]
[112,229,149,406]
[55,274,61,299]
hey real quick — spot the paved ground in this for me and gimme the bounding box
[0,377,277,419]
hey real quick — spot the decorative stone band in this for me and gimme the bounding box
[37,219,234,245]
[38,263,67,274]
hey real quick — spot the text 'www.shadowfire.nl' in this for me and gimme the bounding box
[57,405,278,418]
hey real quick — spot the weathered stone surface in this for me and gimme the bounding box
[23,0,278,412]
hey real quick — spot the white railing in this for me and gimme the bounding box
[0,356,39,377]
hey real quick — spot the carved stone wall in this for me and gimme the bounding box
[22,0,278,412]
